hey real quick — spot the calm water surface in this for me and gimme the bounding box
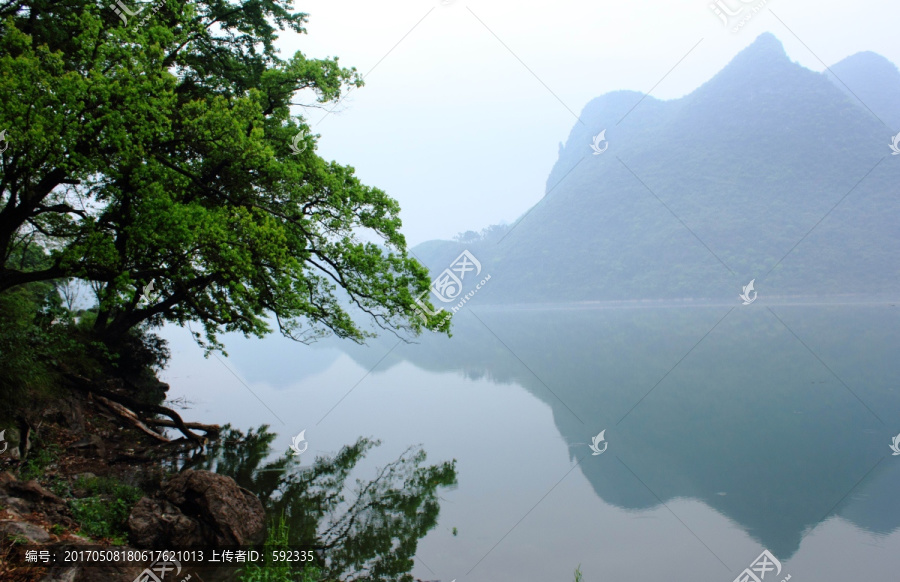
[161,301,900,581]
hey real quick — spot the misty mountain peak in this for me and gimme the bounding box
[684,33,811,117]
[831,50,900,77]
[742,31,786,58]
[717,32,793,80]
[827,51,900,128]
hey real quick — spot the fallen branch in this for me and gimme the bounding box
[94,395,171,443]
[144,417,220,438]
[62,368,208,443]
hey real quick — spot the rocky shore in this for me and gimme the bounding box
[0,390,265,582]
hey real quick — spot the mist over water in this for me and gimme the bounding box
[162,298,900,580]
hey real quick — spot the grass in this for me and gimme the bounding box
[67,476,144,544]
[240,515,320,582]
[13,441,145,546]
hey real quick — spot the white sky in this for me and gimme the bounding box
[278,0,900,247]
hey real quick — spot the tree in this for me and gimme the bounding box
[0,0,450,352]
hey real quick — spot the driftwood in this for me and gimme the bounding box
[94,394,171,443]
[63,368,211,443]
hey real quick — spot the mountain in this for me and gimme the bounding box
[412,33,900,305]
[826,50,900,130]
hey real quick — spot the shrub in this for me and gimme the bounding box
[68,476,144,544]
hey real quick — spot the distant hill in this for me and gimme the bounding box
[826,50,900,130]
[412,33,900,304]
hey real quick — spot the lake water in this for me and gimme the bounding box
[160,300,900,581]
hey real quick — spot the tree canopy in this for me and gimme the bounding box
[0,0,450,352]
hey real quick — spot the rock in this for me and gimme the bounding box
[38,541,145,582]
[0,494,31,515]
[0,519,51,542]
[68,434,106,458]
[62,396,86,435]
[162,470,265,546]
[128,470,264,549]
[2,429,19,459]
[40,566,79,582]
[0,475,34,515]
[75,564,145,582]
[0,471,16,487]
[41,563,143,582]
[3,478,75,526]
[128,497,202,548]
[8,479,65,506]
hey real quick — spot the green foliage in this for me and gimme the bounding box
[0,274,170,416]
[18,442,62,481]
[0,285,52,418]
[71,475,144,499]
[574,564,583,582]
[49,479,70,498]
[0,0,449,354]
[0,251,76,420]
[240,515,320,582]
[5,534,28,546]
[68,476,144,544]
[182,425,457,582]
[49,524,67,536]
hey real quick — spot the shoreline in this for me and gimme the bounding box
[470,294,900,311]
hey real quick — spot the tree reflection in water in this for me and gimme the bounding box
[176,425,457,582]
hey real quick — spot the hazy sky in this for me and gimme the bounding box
[277,0,900,247]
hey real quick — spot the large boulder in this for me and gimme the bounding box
[128,470,264,549]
